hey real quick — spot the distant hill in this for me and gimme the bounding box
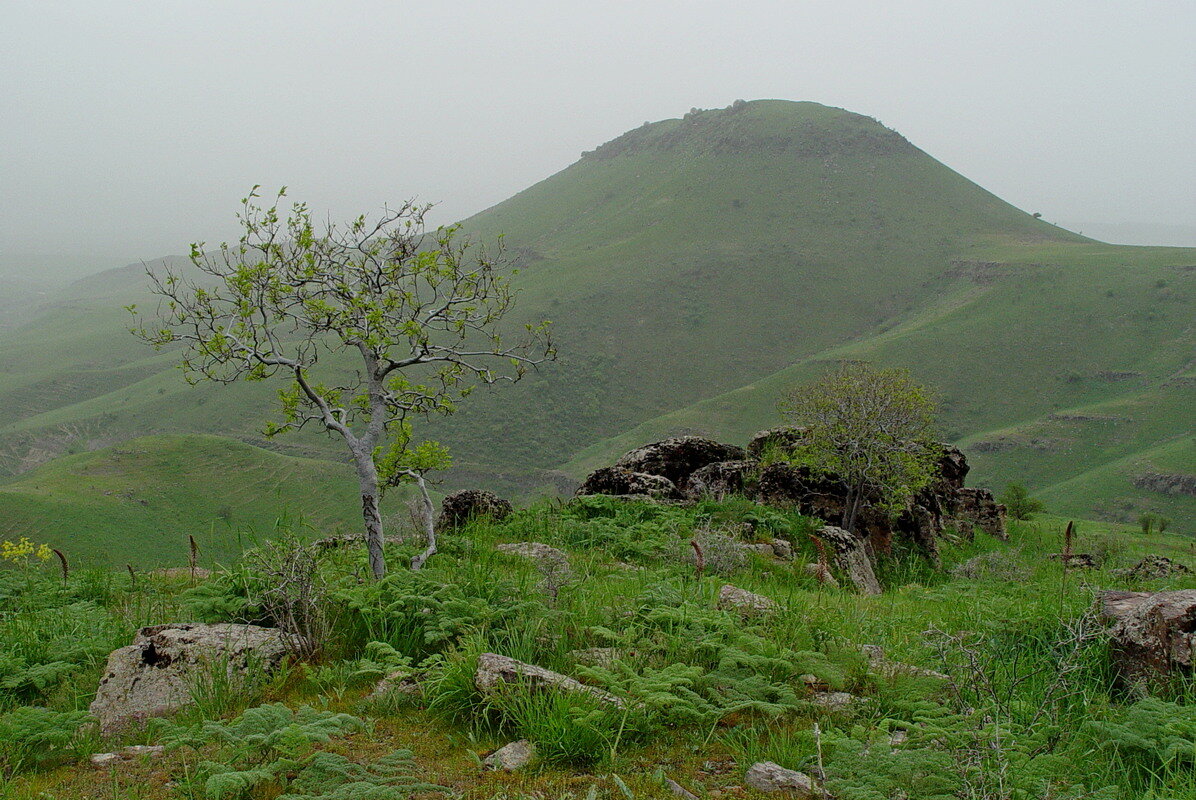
[0,435,359,566]
[0,99,1190,539]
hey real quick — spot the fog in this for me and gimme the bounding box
[2,1,1194,276]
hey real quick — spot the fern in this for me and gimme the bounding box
[0,705,89,776]
[278,750,448,799]
[1085,696,1196,782]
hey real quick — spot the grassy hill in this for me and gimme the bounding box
[0,434,359,566]
[0,99,1190,529]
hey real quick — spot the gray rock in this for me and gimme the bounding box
[810,690,861,710]
[717,584,778,615]
[684,459,759,500]
[474,652,624,707]
[89,623,292,733]
[817,526,882,595]
[804,562,839,588]
[482,739,534,771]
[744,761,822,796]
[576,467,680,499]
[613,436,747,487]
[1100,590,1196,684]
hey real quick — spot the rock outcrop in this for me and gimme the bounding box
[746,426,808,459]
[816,525,882,595]
[437,489,513,529]
[474,653,624,707]
[684,459,758,500]
[611,436,746,488]
[90,623,292,733]
[580,433,1005,559]
[1099,590,1196,684]
[952,487,1008,540]
[576,467,680,500]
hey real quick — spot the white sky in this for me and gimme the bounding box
[2,0,1194,263]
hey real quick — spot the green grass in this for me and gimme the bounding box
[0,435,359,567]
[4,496,1196,797]
[0,99,1189,530]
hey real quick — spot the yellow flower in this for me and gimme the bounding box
[37,544,52,561]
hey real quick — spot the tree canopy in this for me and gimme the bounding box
[131,187,553,578]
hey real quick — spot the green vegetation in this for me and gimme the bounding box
[1000,482,1047,521]
[0,435,359,566]
[2,495,1196,797]
[131,188,552,578]
[0,99,1189,554]
[780,363,940,531]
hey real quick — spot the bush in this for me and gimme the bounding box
[999,483,1046,521]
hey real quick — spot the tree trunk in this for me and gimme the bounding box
[354,456,387,580]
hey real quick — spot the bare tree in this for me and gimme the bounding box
[130,187,553,579]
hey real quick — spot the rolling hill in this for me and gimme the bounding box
[0,434,359,566]
[0,99,1191,555]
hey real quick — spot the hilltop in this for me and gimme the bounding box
[0,100,1190,539]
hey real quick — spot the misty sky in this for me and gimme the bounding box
[2,1,1194,266]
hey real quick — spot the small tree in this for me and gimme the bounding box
[1139,513,1157,535]
[999,482,1045,521]
[779,362,940,536]
[131,187,553,579]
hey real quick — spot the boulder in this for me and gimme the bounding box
[612,436,747,487]
[953,487,1008,540]
[744,761,823,796]
[89,623,292,733]
[474,653,624,707]
[437,489,513,529]
[483,739,535,771]
[576,467,680,499]
[816,526,882,595]
[684,459,758,500]
[746,427,808,459]
[1100,590,1196,684]
[717,584,778,615]
[935,444,970,490]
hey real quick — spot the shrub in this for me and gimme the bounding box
[999,483,1046,521]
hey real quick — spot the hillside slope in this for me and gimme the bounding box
[0,435,359,566]
[0,99,1190,525]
